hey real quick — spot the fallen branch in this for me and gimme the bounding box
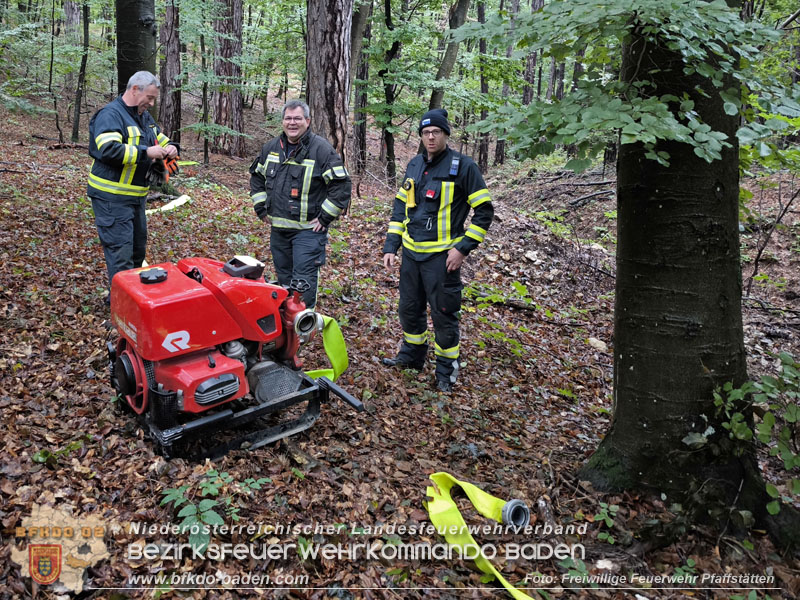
[568,189,615,208]
[555,180,615,187]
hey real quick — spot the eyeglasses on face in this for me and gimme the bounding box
[421,129,443,137]
[283,116,307,122]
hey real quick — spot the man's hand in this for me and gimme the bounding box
[146,145,170,160]
[260,214,270,224]
[383,253,396,270]
[165,144,179,159]
[309,217,326,232]
[446,248,466,272]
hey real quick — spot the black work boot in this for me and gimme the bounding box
[436,379,453,393]
[381,357,425,371]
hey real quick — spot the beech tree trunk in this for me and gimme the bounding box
[306,0,353,158]
[116,0,157,95]
[578,6,799,549]
[378,0,400,184]
[521,0,543,105]
[158,0,181,143]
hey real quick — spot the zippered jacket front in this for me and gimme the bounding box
[249,129,351,229]
[87,96,172,203]
[383,146,493,261]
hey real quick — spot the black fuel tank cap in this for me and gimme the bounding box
[140,267,168,284]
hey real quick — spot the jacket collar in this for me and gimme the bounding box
[423,145,451,167]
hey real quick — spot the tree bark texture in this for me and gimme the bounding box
[521,0,543,105]
[379,0,399,184]
[428,0,470,110]
[116,0,157,95]
[212,0,245,157]
[579,22,750,501]
[306,0,353,159]
[352,2,372,176]
[158,0,181,143]
[70,1,88,142]
[477,1,489,173]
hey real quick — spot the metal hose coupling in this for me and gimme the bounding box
[501,499,530,529]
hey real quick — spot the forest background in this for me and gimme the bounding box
[1,0,800,597]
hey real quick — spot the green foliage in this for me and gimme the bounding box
[160,468,271,552]
[457,0,800,170]
[593,501,618,544]
[714,352,800,515]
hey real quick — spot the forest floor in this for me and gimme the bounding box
[0,100,799,600]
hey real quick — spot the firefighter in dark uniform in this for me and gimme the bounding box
[88,71,178,295]
[250,99,351,309]
[382,108,493,392]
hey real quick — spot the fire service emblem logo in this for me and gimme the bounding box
[29,544,62,585]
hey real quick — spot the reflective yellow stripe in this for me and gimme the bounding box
[396,189,408,203]
[156,132,170,147]
[121,144,138,166]
[251,191,267,204]
[121,126,141,185]
[332,165,347,177]
[403,331,427,345]
[88,173,149,196]
[438,182,455,242]
[96,132,122,148]
[387,221,405,235]
[271,217,314,229]
[468,188,491,207]
[321,199,341,218]
[465,224,487,242]
[402,232,462,253]
[435,342,460,359]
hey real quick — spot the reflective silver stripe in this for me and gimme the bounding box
[88,173,149,196]
[300,159,314,221]
[403,331,427,345]
[121,126,141,185]
[435,342,459,359]
[401,232,462,253]
[157,132,170,147]
[271,217,314,230]
[251,191,267,204]
[438,182,455,242]
[396,189,408,203]
[332,165,347,177]
[465,224,487,242]
[387,221,405,235]
[96,132,122,148]
[121,144,138,166]
[321,199,341,217]
[468,188,491,207]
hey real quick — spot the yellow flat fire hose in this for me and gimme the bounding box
[305,315,348,382]
[426,472,533,600]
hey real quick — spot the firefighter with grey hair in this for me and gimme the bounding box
[87,71,178,299]
[249,99,351,309]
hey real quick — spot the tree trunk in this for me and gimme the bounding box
[116,0,157,95]
[477,0,489,173]
[70,1,88,142]
[200,31,210,165]
[352,1,372,176]
[158,0,181,143]
[428,0,470,110]
[350,0,371,91]
[306,0,353,159]
[521,0,543,106]
[211,0,244,156]
[576,11,800,548]
[378,0,400,184]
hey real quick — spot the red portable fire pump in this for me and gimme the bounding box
[106,256,362,459]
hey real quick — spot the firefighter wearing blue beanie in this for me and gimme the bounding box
[418,108,451,136]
